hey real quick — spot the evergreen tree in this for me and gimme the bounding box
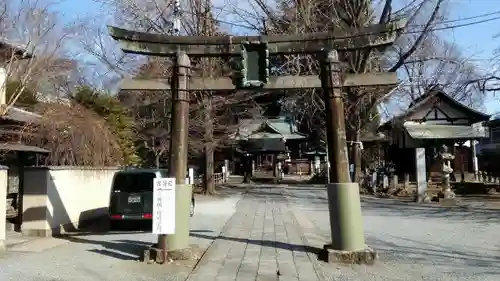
[73,86,141,166]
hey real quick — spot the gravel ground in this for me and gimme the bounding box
[0,193,242,281]
[284,185,500,281]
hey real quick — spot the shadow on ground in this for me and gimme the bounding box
[282,185,500,223]
[369,233,500,274]
[57,229,216,261]
[59,226,320,262]
[361,197,500,223]
[189,232,322,256]
[59,235,150,261]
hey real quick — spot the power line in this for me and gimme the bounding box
[180,7,500,36]
[437,9,500,25]
[207,6,500,29]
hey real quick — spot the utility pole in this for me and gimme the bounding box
[200,0,216,195]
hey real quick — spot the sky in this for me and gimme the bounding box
[52,0,500,115]
[443,0,500,115]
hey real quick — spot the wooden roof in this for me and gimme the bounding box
[232,117,306,140]
[0,38,31,62]
[1,106,42,123]
[380,85,490,129]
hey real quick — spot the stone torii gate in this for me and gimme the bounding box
[109,19,406,264]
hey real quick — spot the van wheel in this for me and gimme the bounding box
[190,198,195,217]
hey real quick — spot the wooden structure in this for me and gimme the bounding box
[472,117,500,177]
[0,38,49,229]
[230,116,307,177]
[477,117,500,153]
[379,85,490,182]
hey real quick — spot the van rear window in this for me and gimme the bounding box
[112,173,156,193]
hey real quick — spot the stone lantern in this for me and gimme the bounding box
[439,144,455,199]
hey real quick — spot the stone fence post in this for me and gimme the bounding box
[222,166,227,183]
[224,160,230,176]
[404,173,410,190]
[391,174,398,190]
[0,166,7,250]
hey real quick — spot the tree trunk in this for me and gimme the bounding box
[203,95,215,195]
[155,154,160,169]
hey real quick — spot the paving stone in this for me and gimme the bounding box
[187,188,322,281]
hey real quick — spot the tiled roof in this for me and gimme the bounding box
[232,116,306,140]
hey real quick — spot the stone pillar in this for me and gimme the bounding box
[224,160,230,176]
[243,154,251,183]
[314,156,321,174]
[382,175,388,190]
[472,140,479,181]
[309,160,314,175]
[222,166,227,183]
[372,171,378,193]
[21,167,51,236]
[251,160,256,176]
[277,161,283,180]
[404,173,410,190]
[0,166,7,250]
[391,174,398,190]
[415,148,430,203]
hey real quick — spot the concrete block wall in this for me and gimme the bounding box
[21,167,120,237]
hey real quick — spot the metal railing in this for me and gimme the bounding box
[192,172,227,187]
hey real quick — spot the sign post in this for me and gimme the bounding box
[152,178,176,235]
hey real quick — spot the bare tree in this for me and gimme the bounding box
[118,89,171,168]
[0,0,76,114]
[87,0,262,194]
[381,34,485,118]
[23,102,124,166]
[219,0,456,181]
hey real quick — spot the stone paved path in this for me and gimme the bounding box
[186,188,323,281]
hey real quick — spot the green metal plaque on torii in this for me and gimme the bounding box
[237,42,269,89]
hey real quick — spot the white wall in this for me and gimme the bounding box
[22,167,120,236]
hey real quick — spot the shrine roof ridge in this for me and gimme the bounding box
[380,86,490,129]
